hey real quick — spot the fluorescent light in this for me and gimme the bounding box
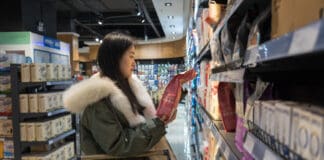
[99,40,103,43]
[98,20,103,25]
[165,3,172,6]
[141,19,145,23]
[137,12,141,16]
[95,38,99,42]
[167,16,174,19]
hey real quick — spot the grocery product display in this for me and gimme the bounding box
[187,0,324,160]
[0,59,76,159]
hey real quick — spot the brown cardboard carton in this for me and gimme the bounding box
[272,0,324,38]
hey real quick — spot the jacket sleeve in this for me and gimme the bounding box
[82,103,166,156]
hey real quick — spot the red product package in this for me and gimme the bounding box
[218,82,237,132]
[156,69,197,122]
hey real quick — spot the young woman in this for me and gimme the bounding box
[63,32,176,159]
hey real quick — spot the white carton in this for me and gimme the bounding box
[274,101,293,146]
[28,94,38,113]
[30,63,46,82]
[253,100,261,127]
[64,65,71,80]
[38,93,51,112]
[21,64,30,82]
[19,94,29,113]
[63,115,72,131]
[35,121,51,141]
[57,65,65,80]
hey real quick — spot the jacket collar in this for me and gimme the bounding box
[63,73,156,127]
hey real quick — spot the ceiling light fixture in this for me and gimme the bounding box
[165,3,172,6]
[141,19,146,23]
[169,25,175,28]
[95,38,99,42]
[172,31,176,34]
[99,40,103,43]
[98,20,103,25]
[167,16,174,19]
[137,11,141,16]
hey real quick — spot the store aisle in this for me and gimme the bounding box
[166,101,191,160]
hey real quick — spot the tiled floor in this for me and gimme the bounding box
[166,101,192,160]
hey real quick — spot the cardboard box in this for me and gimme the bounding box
[28,94,38,113]
[30,63,46,82]
[272,0,324,38]
[46,63,57,81]
[21,64,31,82]
[0,120,12,137]
[19,94,29,113]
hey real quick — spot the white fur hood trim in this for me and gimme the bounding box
[63,73,156,127]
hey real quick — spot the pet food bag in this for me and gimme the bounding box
[156,69,196,122]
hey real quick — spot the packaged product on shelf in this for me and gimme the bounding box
[261,101,276,137]
[210,31,225,66]
[232,14,250,63]
[65,141,75,159]
[0,96,11,116]
[20,123,27,141]
[57,64,65,80]
[26,123,36,141]
[21,64,31,82]
[0,76,10,93]
[156,69,196,123]
[65,65,71,80]
[57,146,66,160]
[221,23,235,64]
[19,94,29,113]
[28,94,38,113]
[307,105,324,160]
[35,121,52,141]
[295,108,312,159]
[30,63,47,82]
[59,117,65,133]
[51,118,62,136]
[253,100,261,127]
[289,104,311,157]
[46,63,57,81]
[0,139,3,158]
[207,81,220,120]
[63,115,72,131]
[38,93,52,112]
[0,120,12,137]
[218,82,236,132]
[3,140,13,158]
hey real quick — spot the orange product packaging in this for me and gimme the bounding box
[156,69,197,122]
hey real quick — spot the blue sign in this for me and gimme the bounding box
[43,36,60,49]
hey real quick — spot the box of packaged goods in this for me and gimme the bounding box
[208,81,220,120]
[26,123,36,141]
[0,139,3,158]
[64,65,71,80]
[63,115,72,132]
[3,140,13,158]
[0,76,10,93]
[271,0,324,38]
[28,94,38,113]
[35,121,52,141]
[253,100,261,128]
[274,101,294,157]
[51,118,64,136]
[21,64,30,82]
[46,63,57,81]
[38,93,52,113]
[303,106,324,160]
[0,120,12,137]
[20,123,27,141]
[262,101,276,138]
[19,94,29,113]
[66,142,75,159]
[50,93,57,110]
[57,65,65,80]
[0,96,11,116]
[30,63,47,82]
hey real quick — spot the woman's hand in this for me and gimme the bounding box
[159,109,177,125]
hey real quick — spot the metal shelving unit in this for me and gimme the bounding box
[194,42,211,65]
[198,105,243,160]
[8,64,76,159]
[21,129,76,147]
[210,68,245,83]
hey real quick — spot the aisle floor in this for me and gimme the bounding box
[166,102,191,160]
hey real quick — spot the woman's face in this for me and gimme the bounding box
[120,45,136,78]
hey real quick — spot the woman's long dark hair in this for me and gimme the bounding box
[97,31,145,114]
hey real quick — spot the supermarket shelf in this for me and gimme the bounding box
[19,80,74,89]
[21,129,76,146]
[0,116,11,119]
[210,68,245,83]
[198,107,243,160]
[20,108,69,120]
[244,19,324,67]
[195,42,211,65]
[243,132,282,160]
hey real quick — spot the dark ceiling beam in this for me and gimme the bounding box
[84,22,160,26]
[78,0,104,18]
[99,0,110,10]
[60,0,79,13]
[73,19,104,38]
[137,0,161,38]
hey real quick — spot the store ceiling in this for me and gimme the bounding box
[56,0,191,45]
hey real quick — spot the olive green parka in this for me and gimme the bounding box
[63,73,175,159]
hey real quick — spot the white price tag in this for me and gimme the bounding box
[288,22,320,55]
[264,149,277,160]
[244,134,255,153]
